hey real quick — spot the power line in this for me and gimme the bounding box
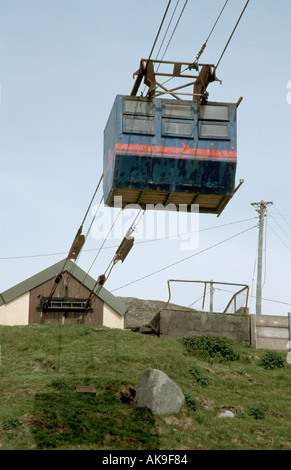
[0,217,257,261]
[258,297,291,307]
[272,205,291,228]
[111,224,257,292]
[268,208,291,241]
[267,221,291,254]
[206,285,291,309]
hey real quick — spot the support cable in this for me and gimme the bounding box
[150,0,229,95]
[158,0,189,62]
[216,0,250,69]
[147,0,173,64]
[155,0,181,63]
[85,209,145,308]
[195,0,229,64]
[44,174,104,307]
[66,195,105,289]
[76,207,124,298]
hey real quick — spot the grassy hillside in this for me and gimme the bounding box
[0,323,290,450]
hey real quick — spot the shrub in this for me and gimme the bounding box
[182,335,239,362]
[184,392,198,412]
[249,405,266,420]
[2,417,21,431]
[189,365,210,386]
[258,351,285,370]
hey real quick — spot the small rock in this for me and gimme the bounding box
[218,410,235,418]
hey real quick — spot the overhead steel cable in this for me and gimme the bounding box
[75,207,124,297]
[216,0,250,70]
[66,194,105,282]
[60,173,104,273]
[158,0,189,62]
[80,174,104,229]
[147,0,173,64]
[141,0,174,95]
[154,0,181,62]
[84,209,145,308]
[195,0,229,63]
[44,174,104,307]
[111,224,257,292]
[150,0,230,94]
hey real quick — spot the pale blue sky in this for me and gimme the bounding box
[0,0,291,315]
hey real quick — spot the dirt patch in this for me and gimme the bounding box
[116,384,136,404]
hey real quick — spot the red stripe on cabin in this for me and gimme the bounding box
[115,143,237,161]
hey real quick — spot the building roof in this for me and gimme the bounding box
[0,259,127,316]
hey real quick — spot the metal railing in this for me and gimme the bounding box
[163,279,249,314]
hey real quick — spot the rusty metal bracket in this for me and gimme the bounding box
[131,59,221,102]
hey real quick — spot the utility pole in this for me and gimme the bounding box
[251,201,273,315]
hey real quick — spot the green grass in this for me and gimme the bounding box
[0,323,290,450]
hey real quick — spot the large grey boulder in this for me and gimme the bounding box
[134,368,185,415]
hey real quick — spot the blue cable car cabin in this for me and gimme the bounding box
[103,94,239,215]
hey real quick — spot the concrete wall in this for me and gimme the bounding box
[103,302,124,329]
[151,309,250,345]
[150,309,291,352]
[0,293,30,326]
[250,314,290,351]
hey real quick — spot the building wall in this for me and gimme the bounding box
[0,293,30,326]
[0,273,125,328]
[28,273,103,326]
[103,302,124,329]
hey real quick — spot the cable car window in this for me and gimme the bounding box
[163,103,192,118]
[200,105,229,121]
[162,120,192,137]
[123,116,155,134]
[199,123,229,139]
[124,100,154,115]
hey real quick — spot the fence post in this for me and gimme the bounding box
[289,312,291,351]
[210,280,214,313]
